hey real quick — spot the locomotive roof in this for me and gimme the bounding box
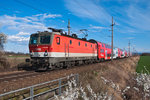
[31,31,97,43]
[61,33,97,43]
[31,31,57,35]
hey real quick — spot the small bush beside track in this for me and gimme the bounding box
[0,52,10,69]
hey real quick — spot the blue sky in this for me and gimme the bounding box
[0,0,150,53]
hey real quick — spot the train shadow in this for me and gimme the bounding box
[17,63,35,71]
[17,63,52,72]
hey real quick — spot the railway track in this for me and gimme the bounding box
[0,71,39,82]
[0,67,65,83]
[0,58,128,83]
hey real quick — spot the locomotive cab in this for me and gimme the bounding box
[27,31,61,70]
[29,32,53,58]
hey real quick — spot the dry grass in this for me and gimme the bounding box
[80,71,107,94]
[7,57,28,68]
[0,51,29,72]
[0,52,10,69]
[78,57,141,100]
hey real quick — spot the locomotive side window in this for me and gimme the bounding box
[100,49,104,53]
[107,54,111,57]
[100,49,102,53]
[70,40,72,45]
[85,43,87,47]
[40,35,50,44]
[78,42,80,46]
[91,44,92,47]
[56,37,60,45]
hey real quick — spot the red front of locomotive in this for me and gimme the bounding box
[29,32,52,58]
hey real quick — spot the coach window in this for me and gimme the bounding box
[56,37,60,45]
[78,42,80,46]
[70,40,72,45]
[85,43,87,47]
[101,49,104,53]
[95,45,97,49]
[106,45,108,48]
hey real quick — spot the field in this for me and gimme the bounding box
[0,53,29,71]
[136,56,150,74]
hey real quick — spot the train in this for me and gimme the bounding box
[26,28,128,70]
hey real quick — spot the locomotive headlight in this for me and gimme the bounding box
[44,50,48,56]
[30,52,33,56]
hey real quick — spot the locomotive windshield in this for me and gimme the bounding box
[40,35,50,44]
[30,35,38,44]
[29,33,51,45]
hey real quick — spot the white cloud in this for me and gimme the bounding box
[0,23,2,28]
[125,37,135,40]
[0,13,62,33]
[89,25,108,30]
[126,5,150,31]
[14,11,20,13]
[136,48,150,53]
[8,35,29,42]
[64,0,111,24]
[17,32,30,36]
[42,13,62,19]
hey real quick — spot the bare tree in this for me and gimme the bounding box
[0,33,7,51]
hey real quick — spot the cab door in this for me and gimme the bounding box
[105,50,107,60]
[65,43,69,57]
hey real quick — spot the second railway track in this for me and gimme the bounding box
[0,71,39,82]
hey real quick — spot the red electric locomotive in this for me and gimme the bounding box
[27,28,97,70]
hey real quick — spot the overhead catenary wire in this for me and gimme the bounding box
[73,0,112,39]
[13,0,45,13]
[13,0,66,32]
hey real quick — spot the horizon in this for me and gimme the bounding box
[0,0,150,53]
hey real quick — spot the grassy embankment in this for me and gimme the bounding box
[136,56,150,74]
